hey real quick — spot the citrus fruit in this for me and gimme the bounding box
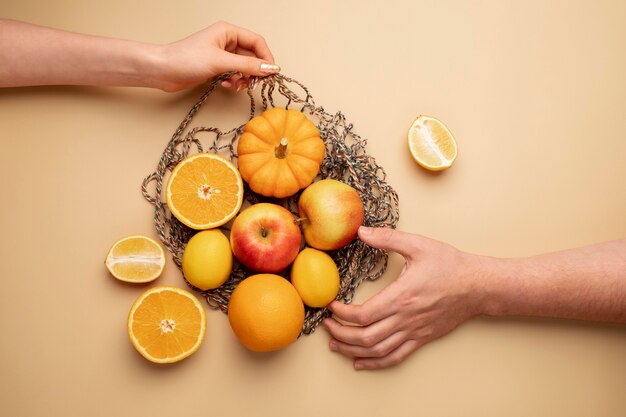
[408,115,458,171]
[105,235,165,283]
[182,229,232,290]
[127,286,207,364]
[166,153,244,230]
[290,248,340,307]
[228,274,304,352]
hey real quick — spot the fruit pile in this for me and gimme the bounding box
[108,107,366,363]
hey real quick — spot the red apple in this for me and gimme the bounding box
[230,203,302,273]
[298,179,365,250]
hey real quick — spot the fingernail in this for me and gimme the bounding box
[354,361,364,370]
[359,226,373,236]
[260,63,281,74]
[329,340,337,351]
[322,318,330,329]
[236,83,244,92]
[221,81,233,88]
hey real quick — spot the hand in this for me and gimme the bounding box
[0,19,279,91]
[323,226,488,370]
[158,21,279,92]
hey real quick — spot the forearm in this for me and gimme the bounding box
[480,239,626,323]
[0,19,164,88]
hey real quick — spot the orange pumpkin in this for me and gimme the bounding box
[237,108,325,198]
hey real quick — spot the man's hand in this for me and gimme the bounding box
[323,227,488,370]
[323,227,626,371]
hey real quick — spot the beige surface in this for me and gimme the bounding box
[1,1,625,416]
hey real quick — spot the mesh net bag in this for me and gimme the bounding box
[142,72,399,335]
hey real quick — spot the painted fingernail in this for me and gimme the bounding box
[260,63,281,74]
[221,81,233,88]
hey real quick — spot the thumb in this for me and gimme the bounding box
[358,226,422,257]
[215,52,280,77]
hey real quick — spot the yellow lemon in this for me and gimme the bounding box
[290,248,340,307]
[105,235,165,283]
[408,115,458,171]
[182,229,232,290]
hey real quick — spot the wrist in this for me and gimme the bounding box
[466,255,509,317]
[71,36,167,89]
[128,42,168,90]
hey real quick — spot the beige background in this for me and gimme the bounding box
[1,0,625,416]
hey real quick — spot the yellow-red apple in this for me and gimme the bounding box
[230,203,302,273]
[298,179,364,250]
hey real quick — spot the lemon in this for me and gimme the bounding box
[105,235,165,283]
[408,115,458,171]
[290,248,340,307]
[182,229,232,290]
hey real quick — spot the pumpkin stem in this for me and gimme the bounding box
[275,138,289,159]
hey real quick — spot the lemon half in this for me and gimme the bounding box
[408,115,458,171]
[105,235,165,283]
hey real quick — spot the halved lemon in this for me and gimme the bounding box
[166,153,244,230]
[408,115,458,171]
[105,235,165,283]
[127,286,207,364]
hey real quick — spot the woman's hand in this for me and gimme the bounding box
[0,19,279,91]
[158,21,280,92]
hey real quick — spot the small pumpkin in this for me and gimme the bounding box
[237,108,325,198]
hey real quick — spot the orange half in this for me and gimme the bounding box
[127,286,207,364]
[166,153,244,230]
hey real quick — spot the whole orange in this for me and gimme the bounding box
[228,274,305,352]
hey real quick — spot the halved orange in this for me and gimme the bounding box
[105,235,165,283]
[127,286,207,364]
[166,153,244,230]
[408,115,458,171]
